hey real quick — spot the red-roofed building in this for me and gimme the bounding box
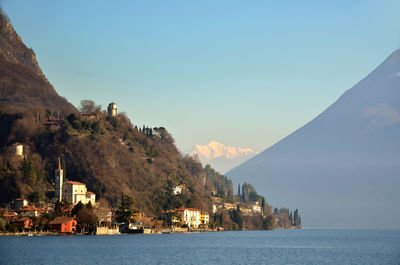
[62,181,96,205]
[81,112,98,119]
[17,205,45,217]
[49,216,77,234]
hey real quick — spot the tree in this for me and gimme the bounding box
[79,100,101,113]
[229,205,243,230]
[262,215,275,230]
[261,197,265,216]
[115,194,139,223]
[238,183,241,198]
[76,207,97,234]
[71,201,84,216]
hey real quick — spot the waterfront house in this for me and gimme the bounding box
[200,212,209,225]
[49,216,77,234]
[175,208,201,228]
[11,217,33,230]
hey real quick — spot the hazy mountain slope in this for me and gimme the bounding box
[190,141,258,173]
[227,49,400,228]
[0,9,76,113]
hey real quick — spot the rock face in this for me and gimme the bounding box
[0,10,43,77]
[227,50,400,228]
[0,9,76,113]
[190,141,258,173]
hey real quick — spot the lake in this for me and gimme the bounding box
[0,229,399,264]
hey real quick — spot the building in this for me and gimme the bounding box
[5,198,28,210]
[17,205,44,217]
[54,158,63,201]
[252,203,262,214]
[200,212,209,225]
[53,160,96,205]
[223,203,236,210]
[12,143,23,157]
[81,112,98,119]
[107,102,118,117]
[172,184,185,195]
[62,181,96,205]
[175,208,201,228]
[49,216,77,234]
[11,217,33,230]
[43,119,62,128]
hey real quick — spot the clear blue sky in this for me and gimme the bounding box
[2,0,400,152]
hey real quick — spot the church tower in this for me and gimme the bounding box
[55,157,63,201]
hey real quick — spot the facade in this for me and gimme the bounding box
[49,216,77,233]
[55,158,63,201]
[107,102,118,117]
[252,204,262,214]
[62,181,96,205]
[200,212,209,225]
[175,208,201,228]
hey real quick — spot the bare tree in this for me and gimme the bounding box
[79,100,101,113]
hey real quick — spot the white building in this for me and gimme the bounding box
[172,184,185,195]
[12,143,23,157]
[62,181,96,205]
[107,102,118,117]
[175,208,201,228]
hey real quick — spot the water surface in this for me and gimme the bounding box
[0,229,399,264]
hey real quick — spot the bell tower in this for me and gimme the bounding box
[55,157,63,201]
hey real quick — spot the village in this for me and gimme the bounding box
[0,102,300,236]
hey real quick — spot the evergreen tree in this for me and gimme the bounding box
[238,183,241,198]
[261,197,265,216]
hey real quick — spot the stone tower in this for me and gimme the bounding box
[54,157,63,201]
[13,143,23,157]
[107,102,118,117]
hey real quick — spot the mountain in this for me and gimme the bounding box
[190,141,258,173]
[227,50,400,228]
[0,9,76,113]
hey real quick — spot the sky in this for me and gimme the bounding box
[2,0,400,153]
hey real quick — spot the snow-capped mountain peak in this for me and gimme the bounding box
[190,141,258,173]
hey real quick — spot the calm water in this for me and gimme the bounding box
[0,229,399,264]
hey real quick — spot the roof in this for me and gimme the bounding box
[175,208,201,212]
[13,217,31,223]
[18,205,44,212]
[86,191,95,195]
[64,181,86,186]
[49,216,76,225]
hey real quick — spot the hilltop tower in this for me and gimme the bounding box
[107,102,118,117]
[54,157,63,201]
